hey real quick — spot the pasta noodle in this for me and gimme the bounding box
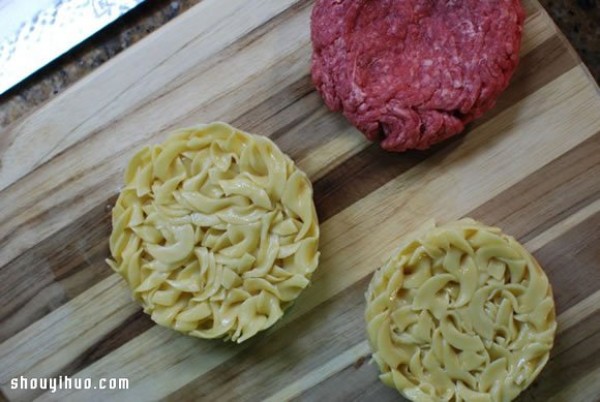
[365,219,556,402]
[107,122,320,342]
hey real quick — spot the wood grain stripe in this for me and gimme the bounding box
[308,32,578,222]
[28,65,596,401]
[163,69,600,398]
[301,65,599,318]
[525,198,600,252]
[166,275,374,401]
[289,282,600,401]
[284,191,600,399]
[547,371,600,402]
[520,6,556,56]
[51,327,253,402]
[2,0,599,399]
[473,35,579,129]
[521,311,600,401]
[0,276,137,401]
[0,0,315,270]
[166,197,600,401]
[557,289,600,337]
[0,0,568,273]
[313,144,438,222]
[291,348,396,402]
[263,342,372,402]
[0,29,577,345]
[292,303,600,402]
[469,121,600,244]
[0,198,115,342]
[3,64,598,401]
[0,0,307,192]
[535,210,600,312]
[20,136,596,398]
[57,310,154,379]
[275,205,600,401]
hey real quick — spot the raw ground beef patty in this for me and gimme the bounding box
[311,0,525,152]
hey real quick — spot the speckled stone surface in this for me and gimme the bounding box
[539,0,600,80]
[0,0,202,128]
[0,0,598,128]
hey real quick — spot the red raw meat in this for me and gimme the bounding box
[311,0,525,152]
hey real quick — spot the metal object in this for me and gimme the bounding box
[0,0,145,95]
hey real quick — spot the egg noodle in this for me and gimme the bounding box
[108,122,320,342]
[365,219,556,402]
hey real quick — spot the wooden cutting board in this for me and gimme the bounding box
[1,0,599,401]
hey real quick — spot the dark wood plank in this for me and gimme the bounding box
[166,276,372,401]
[535,210,600,312]
[470,132,600,243]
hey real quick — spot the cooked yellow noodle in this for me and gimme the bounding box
[108,122,320,342]
[365,219,556,402]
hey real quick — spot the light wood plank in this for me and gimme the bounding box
[0,0,569,270]
[12,65,600,401]
[2,0,600,400]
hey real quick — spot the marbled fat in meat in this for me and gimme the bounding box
[311,0,524,152]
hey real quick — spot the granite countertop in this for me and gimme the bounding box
[0,0,598,128]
